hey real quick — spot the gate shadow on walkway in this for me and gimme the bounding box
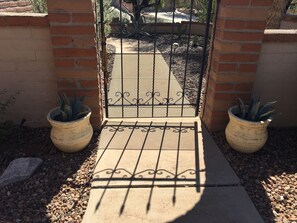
[83,121,265,223]
[91,121,201,214]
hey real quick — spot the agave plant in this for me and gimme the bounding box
[55,94,89,122]
[237,96,276,122]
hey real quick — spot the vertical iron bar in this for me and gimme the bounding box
[136,2,140,118]
[166,0,176,117]
[99,0,109,118]
[181,0,195,117]
[195,0,213,116]
[120,0,124,118]
[151,0,158,117]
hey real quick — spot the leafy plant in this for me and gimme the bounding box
[236,96,277,122]
[55,94,89,122]
[30,0,48,13]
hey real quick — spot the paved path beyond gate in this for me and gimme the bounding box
[106,38,195,118]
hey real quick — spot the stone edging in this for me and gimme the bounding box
[263,29,297,42]
[0,12,49,27]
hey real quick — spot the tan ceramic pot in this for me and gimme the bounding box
[225,106,271,153]
[47,106,93,153]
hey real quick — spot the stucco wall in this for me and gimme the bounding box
[0,14,57,127]
[0,0,33,13]
[253,30,297,127]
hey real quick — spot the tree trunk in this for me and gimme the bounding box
[266,0,292,28]
[133,4,141,22]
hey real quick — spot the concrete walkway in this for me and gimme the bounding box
[82,38,264,222]
[82,119,264,223]
[106,38,194,118]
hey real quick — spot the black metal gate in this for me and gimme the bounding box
[96,0,213,118]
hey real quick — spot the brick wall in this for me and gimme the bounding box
[0,0,33,13]
[254,29,297,127]
[201,0,273,131]
[0,13,57,127]
[46,0,102,129]
[0,0,102,129]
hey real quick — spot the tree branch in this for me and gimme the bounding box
[140,0,161,9]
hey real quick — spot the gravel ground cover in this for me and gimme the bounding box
[212,128,297,223]
[0,126,99,223]
[1,35,295,223]
[154,34,208,105]
[2,127,295,223]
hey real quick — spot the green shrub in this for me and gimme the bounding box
[30,0,47,13]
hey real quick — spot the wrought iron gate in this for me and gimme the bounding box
[96,0,213,118]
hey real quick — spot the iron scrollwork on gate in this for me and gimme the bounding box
[107,91,187,107]
[97,0,214,118]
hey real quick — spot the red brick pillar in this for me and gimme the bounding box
[201,0,273,131]
[46,0,102,129]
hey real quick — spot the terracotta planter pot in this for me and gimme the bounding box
[225,106,271,153]
[47,106,93,153]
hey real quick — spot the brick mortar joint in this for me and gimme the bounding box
[219,4,273,9]
[213,51,261,55]
[217,16,267,21]
[214,62,259,64]
[216,28,265,33]
[58,77,98,80]
[214,38,263,44]
[50,34,96,38]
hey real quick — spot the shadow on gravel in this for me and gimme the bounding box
[0,126,99,223]
[211,127,297,223]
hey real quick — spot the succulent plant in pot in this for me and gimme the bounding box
[225,96,276,153]
[47,94,93,153]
